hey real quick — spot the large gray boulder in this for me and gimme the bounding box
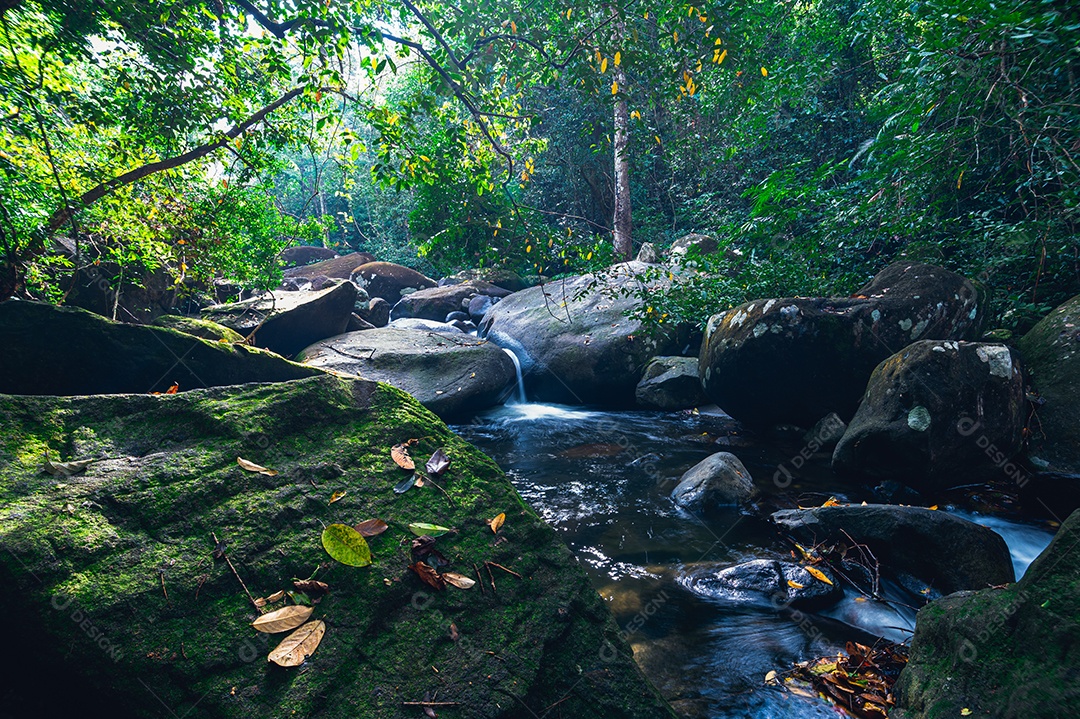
[832,341,1026,491]
[279,245,338,268]
[894,508,1080,719]
[201,281,357,357]
[282,251,376,280]
[771,504,1014,595]
[0,300,320,395]
[439,267,528,292]
[350,262,437,304]
[1018,294,1080,478]
[671,452,757,510]
[478,262,679,405]
[390,280,510,322]
[297,327,516,418]
[699,262,985,428]
[635,356,708,410]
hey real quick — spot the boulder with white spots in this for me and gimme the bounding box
[832,341,1026,490]
[698,262,984,428]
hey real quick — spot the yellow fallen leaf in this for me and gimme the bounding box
[489,512,506,533]
[787,580,805,589]
[805,566,833,585]
[961,710,972,717]
[329,490,347,504]
[252,605,314,633]
[268,620,325,667]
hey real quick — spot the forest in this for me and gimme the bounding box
[1,0,1078,718]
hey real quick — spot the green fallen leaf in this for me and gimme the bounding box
[408,522,451,537]
[321,523,372,566]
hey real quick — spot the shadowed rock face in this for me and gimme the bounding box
[298,327,516,419]
[832,340,1026,491]
[0,376,676,719]
[478,262,680,406]
[349,262,437,304]
[279,245,338,268]
[390,281,510,322]
[0,300,320,395]
[635,356,707,410]
[282,252,376,280]
[894,509,1080,719]
[771,504,1014,595]
[699,262,985,429]
[679,559,842,609]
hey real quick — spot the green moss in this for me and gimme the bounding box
[0,376,673,719]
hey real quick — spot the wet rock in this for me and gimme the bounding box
[390,280,510,322]
[771,504,1014,594]
[699,262,985,428]
[479,262,680,405]
[439,267,528,292]
[445,311,470,323]
[201,281,356,357]
[635,356,708,410]
[671,451,757,510]
[349,261,437,304]
[357,296,390,327]
[832,341,1026,490]
[0,300,319,395]
[279,245,338,268]
[0,375,674,719]
[467,293,500,323]
[894,508,1080,719]
[298,327,515,418]
[681,559,842,609]
[152,314,245,343]
[345,313,375,332]
[282,251,376,280]
[803,412,847,451]
[390,318,465,333]
[636,242,659,263]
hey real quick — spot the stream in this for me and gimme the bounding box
[451,400,1056,718]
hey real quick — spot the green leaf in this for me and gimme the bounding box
[408,522,451,537]
[321,523,372,566]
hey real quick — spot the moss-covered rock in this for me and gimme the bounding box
[698,262,985,429]
[0,300,320,395]
[0,375,674,719]
[152,314,246,343]
[894,508,1080,718]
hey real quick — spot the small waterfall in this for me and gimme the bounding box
[501,347,527,404]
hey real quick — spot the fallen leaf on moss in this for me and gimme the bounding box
[410,561,446,590]
[321,523,372,566]
[293,579,329,599]
[443,572,476,590]
[237,457,278,476]
[391,442,416,470]
[268,620,325,667]
[354,518,389,537]
[328,490,347,504]
[42,453,93,477]
[488,513,505,533]
[394,473,419,494]
[409,522,450,537]
[426,448,451,476]
[252,605,313,633]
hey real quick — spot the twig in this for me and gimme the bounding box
[474,562,486,595]
[401,702,461,707]
[485,561,521,579]
[486,561,496,593]
[212,532,260,610]
[159,569,170,603]
[422,473,455,508]
[195,574,208,600]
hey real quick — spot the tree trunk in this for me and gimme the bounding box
[612,63,632,262]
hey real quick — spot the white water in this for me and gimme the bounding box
[500,347,527,404]
[950,510,1055,579]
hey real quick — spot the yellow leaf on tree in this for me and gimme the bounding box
[631,110,641,120]
[612,80,618,94]
[510,20,517,33]
[526,245,532,253]
[761,66,768,77]
[805,566,833,585]
[601,57,608,73]
[614,51,621,66]
[717,49,728,64]
[655,135,662,144]
[673,31,678,43]
[565,8,571,19]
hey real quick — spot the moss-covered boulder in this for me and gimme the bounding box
[0,300,320,395]
[201,282,357,358]
[0,376,674,719]
[894,508,1080,718]
[832,341,1026,491]
[298,328,516,419]
[152,314,246,343]
[478,262,679,406]
[699,262,985,429]
[1017,294,1080,478]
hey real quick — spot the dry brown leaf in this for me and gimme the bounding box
[328,490,347,504]
[443,572,476,590]
[488,512,505,534]
[268,620,325,667]
[252,604,314,633]
[267,590,286,603]
[410,561,446,590]
[449,622,460,641]
[391,442,415,470]
[165,382,179,394]
[42,456,94,477]
[237,457,279,476]
[354,519,389,537]
[293,579,329,599]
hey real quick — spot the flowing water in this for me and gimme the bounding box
[451,401,1056,718]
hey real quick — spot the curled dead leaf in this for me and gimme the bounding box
[293,579,329,600]
[252,605,314,633]
[42,453,93,477]
[443,572,476,590]
[425,448,451,476]
[237,457,278,476]
[488,512,505,534]
[165,382,179,394]
[410,561,446,590]
[391,442,415,470]
[268,620,325,667]
[328,490,347,504]
[354,518,389,537]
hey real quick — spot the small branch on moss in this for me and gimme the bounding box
[402,702,460,707]
[485,561,496,592]
[473,562,485,595]
[158,569,170,604]
[212,531,260,610]
[485,561,521,579]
